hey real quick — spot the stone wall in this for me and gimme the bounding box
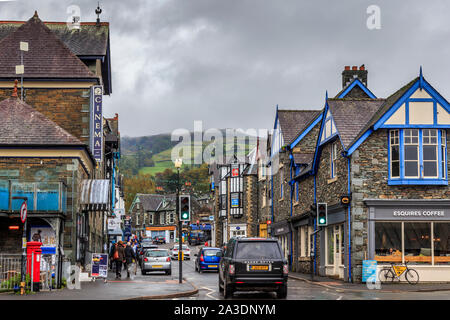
[243,174,258,237]
[350,129,450,282]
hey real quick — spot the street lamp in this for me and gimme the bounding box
[174,158,183,284]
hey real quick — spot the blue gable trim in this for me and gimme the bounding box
[289,113,323,149]
[338,78,377,99]
[312,102,329,173]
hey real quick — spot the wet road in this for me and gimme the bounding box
[155,244,450,300]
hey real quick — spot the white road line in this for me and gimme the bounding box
[201,286,219,300]
[336,295,343,300]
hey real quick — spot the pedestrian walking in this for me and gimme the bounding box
[113,240,126,279]
[124,241,136,278]
[109,240,116,271]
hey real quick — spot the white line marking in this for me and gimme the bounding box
[201,286,219,300]
[337,295,343,300]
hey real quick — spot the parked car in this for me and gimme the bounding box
[141,249,172,275]
[171,244,190,260]
[153,236,166,244]
[217,237,288,299]
[194,247,221,273]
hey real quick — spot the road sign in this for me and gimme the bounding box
[20,202,27,223]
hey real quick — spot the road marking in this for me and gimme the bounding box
[336,295,343,300]
[201,286,219,300]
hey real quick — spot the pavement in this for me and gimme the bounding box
[0,270,198,300]
[288,271,450,293]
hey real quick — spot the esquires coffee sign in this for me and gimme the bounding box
[366,200,450,221]
[393,210,445,218]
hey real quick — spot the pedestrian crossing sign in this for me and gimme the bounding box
[393,265,407,277]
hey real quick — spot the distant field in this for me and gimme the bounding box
[136,140,254,176]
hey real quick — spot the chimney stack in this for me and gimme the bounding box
[342,64,368,88]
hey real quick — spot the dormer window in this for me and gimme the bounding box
[388,129,447,184]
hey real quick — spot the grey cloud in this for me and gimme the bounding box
[2,0,450,137]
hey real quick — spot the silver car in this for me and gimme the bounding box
[141,249,172,275]
[171,244,190,260]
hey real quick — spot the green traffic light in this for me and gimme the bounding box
[319,217,326,224]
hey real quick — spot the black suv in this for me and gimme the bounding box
[217,237,288,299]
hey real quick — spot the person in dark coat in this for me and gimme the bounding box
[124,241,136,278]
[109,240,116,271]
[113,241,126,279]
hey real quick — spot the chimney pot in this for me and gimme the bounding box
[344,66,350,70]
[360,65,365,71]
[352,66,358,71]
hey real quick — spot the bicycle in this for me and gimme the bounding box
[378,261,420,284]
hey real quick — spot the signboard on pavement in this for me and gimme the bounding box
[362,260,378,283]
[91,253,108,278]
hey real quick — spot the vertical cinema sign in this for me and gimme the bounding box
[90,85,103,163]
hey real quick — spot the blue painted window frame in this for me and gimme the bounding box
[388,128,448,185]
[295,182,299,202]
[330,141,337,178]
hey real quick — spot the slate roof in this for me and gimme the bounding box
[278,110,321,145]
[292,153,315,165]
[0,96,84,146]
[137,194,173,212]
[0,21,109,56]
[327,98,385,149]
[0,13,98,80]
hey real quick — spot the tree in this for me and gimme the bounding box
[123,174,155,212]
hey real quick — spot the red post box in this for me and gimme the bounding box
[26,241,42,292]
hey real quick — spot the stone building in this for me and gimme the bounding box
[290,66,450,282]
[268,108,322,267]
[0,10,120,280]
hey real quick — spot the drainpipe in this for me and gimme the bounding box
[347,156,352,283]
[289,158,293,269]
[313,174,317,275]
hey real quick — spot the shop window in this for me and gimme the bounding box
[434,222,450,265]
[375,222,402,262]
[388,129,447,184]
[404,222,431,264]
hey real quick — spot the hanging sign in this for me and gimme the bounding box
[90,85,103,163]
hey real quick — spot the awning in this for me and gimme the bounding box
[80,179,110,211]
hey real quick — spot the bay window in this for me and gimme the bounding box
[389,129,447,184]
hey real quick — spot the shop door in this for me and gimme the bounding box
[333,224,344,277]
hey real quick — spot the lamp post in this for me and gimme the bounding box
[174,158,183,284]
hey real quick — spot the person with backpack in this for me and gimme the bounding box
[113,241,125,279]
[124,242,136,278]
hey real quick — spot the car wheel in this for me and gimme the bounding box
[276,284,287,299]
[166,270,172,276]
[142,270,146,276]
[218,275,224,293]
[223,278,233,299]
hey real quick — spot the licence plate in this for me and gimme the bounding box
[152,265,163,268]
[208,265,217,268]
[250,265,269,271]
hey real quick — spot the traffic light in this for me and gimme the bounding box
[179,195,191,221]
[317,203,327,226]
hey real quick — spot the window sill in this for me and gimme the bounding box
[388,179,448,186]
[327,176,338,184]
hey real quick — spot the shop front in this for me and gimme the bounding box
[272,221,291,266]
[145,226,177,243]
[318,206,348,280]
[365,199,450,282]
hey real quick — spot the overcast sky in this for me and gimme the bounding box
[1,0,450,138]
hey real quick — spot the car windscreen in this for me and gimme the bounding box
[203,249,220,256]
[146,250,168,257]
[235,241,282,260]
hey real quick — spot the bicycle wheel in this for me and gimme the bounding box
[378,268,395,283]
[405,268,419,284]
